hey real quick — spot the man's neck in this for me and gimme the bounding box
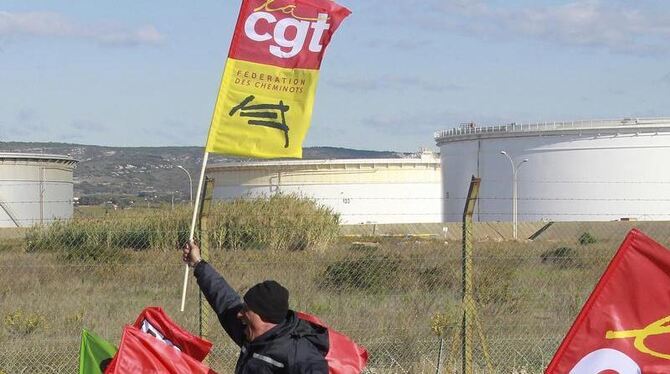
[250,322,278,341]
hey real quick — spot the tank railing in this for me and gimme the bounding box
[434,117,670,139]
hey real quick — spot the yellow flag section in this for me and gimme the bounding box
[206,58,319,159]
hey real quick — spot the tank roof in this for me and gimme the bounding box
[208,153,440,171]
[0,152,77,164]
[434,117,670,144]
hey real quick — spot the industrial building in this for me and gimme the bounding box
[0,153,77,227]
[206,151,441,224]
[435,117,670,222]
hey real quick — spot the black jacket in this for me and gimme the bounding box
[194,261,329,373]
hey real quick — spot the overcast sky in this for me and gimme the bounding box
[1,0,669,152]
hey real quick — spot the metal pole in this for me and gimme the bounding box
[462,176,480,374]
[500,151,527,240]
[513,168,517,240]
[500,151,515,239]
[177,165,194,206]
[514,159,527,240]
[435,337,444,374]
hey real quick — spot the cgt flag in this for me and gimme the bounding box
[205,0,351,159]
[132,306,212,362]
[104,326,216,374]
[546,229,670,373]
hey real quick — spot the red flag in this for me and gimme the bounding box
[133,306,212,362]
[206,0,351,158]
[297,312,368,374]
[546,229,670,373]
[104,326,216,374]
[228,0,351,69]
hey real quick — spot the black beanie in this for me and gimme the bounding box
[243,280,289,324]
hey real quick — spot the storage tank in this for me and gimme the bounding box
[206,151,441,224]
[0,153,78,227]
[434,118,670,222]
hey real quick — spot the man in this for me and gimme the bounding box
[183,242,329,373]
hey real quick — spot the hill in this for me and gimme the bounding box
[0,142,405,204]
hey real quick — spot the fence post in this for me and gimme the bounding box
[435,337,444,374]
[462,176,480,374]
[198,177,215,348]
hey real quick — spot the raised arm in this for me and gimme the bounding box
[183,242,245,346]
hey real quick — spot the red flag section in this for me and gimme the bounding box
[546,229,670,373]
[297,311,368,374]
[133,306,212,362]
[104,326,216,374]
[228,0,351,69]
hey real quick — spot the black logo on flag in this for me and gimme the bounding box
[229,95,290,148]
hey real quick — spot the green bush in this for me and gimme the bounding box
[320,254,401,293]
[112,228,152,250]
[578,232,597,245]
[417,265,459,292]
[348,242,380,252]
[475,261,518,306]
[209,194,339,251]
[540,246,581,269]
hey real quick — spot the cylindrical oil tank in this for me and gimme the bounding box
[435,118,670,222]
[0,153,77,227]
[206,152,441,224]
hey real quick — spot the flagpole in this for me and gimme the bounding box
[181,151,210,312]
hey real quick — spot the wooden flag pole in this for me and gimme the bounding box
[181,151,210,312]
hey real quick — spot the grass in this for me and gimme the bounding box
[3,205,667,373]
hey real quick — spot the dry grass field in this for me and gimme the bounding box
[2,199,667,373]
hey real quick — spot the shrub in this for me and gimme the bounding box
[320,254,401,293]
[23,195,339,261]
[348,242,380,252]
[417,266,459,292]
[430,307,460,338]
[207,194,339,251]
[541,246,581,269]
[4,310,47,335]
[475,261,518,306]
[112,228,152,250]
[578,232,597,245]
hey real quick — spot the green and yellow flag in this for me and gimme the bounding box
[205,0,351,159]
[79,329,117,374]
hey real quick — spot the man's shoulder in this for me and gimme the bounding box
[288,330,329,373]
[287,338,328,373]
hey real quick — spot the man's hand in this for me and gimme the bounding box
[182,241,202,267]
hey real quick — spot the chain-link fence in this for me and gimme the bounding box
[2,179,670,373]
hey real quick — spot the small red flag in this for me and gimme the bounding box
[133,306,212,362]
[546,229,670,373]
[104,326,216,374]
[297,312,368,374]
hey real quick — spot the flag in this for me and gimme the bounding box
[79,329,117,374]
[546,229,670,373]
[205,0,351,159]
[104,326,216,374]
[132,306,212,361]
[297,311,368,373]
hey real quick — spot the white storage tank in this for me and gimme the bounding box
[0,153,78,227]
[206,151,441,224]
[435,118,670,222]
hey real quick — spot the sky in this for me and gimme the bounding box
[1,0,669,152]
